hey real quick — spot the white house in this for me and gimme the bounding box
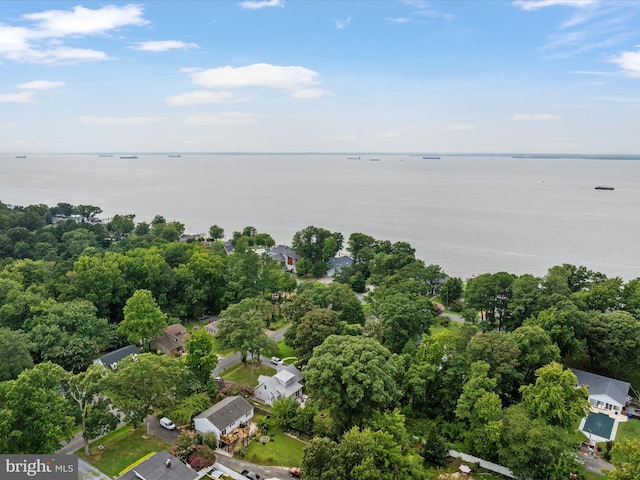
[194,396,254,447]
[254,369,303,406]
[572,369,631,412]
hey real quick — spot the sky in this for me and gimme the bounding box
[1,0,639,154]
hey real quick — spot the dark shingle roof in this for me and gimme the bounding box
[572,369,630,406]
[115,451,198,480]
[95,345,139,369]
[195,396,253,430]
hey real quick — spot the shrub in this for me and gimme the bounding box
[188,444,216,470]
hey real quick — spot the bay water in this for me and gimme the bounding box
[2,153,639,281]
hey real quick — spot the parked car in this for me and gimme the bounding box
[159,417,176,430]
[288,467,302,478]
[270,356,281,365]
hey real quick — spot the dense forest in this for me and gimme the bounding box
[1,201,639,480]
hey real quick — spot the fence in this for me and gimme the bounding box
[448,449,515,478]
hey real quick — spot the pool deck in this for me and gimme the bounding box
[579,407,628,443]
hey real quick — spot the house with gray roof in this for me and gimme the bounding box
[327,255,354,277]
[267,245,300,272]
[115,451,199,480]
[93,345,139,370]
[254,369,303,406]
[194,396,254,447]
[276,363,303,384]
[571,369,631,412]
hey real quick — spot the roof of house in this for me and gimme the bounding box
[276,363,303,384]
[94,345,139,369]
[328,255,354,270]
[165,323,187,336]
[115,451,198,480]
[268,245,300,260]
[572,369,630,406]
[257,373,303,400]
[195,396,254,430]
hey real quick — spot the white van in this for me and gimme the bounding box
[160,417,176,430]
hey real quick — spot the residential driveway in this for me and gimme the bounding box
[148,415,181,443]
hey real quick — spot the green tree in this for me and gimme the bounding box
[294,309,343,364]
[465,272,516,331]
[304,335,402,432]
[586,311,640,376]
[26,298,113,372]
[520,362,589,430]
[0,327,33,381]
[208,224,224,241]
[170,393,211,425]
[107,214,135,237]
[511,324,561,384]
[499,403,583,480]
[185,329,218,385]
[439,276,464,307]
[505,274,542,331]
[606,439,640,480]
[217,297,273,373]
[118,289,167,351]
[108,353,182,435]
[527,299,589,358]
[455,361,498,422]
[292,226,344,277]
[66,364,119,456]
[271,397,300,430]
[374,292,435,353]
[0,362,75,453]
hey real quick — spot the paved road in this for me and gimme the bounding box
[213,326,289,376]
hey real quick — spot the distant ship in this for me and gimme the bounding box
[347,156,361,160]
[169,154,182,158]
[422,156,440,159]
[369,158,380,162]
[15,155,26,159]
[98,154,113,157]
[120,155,138,159]
[595,185,614,191]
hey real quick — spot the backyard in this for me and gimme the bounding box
[243,428,305,467]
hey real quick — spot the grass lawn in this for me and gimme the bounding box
[584,472,606,480]
[76,425,170,478]
[615,417,640,442]
[277,340,296,360]
[244,429,305,467]
[222,363,276,387]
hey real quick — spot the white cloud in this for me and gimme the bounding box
[23,4,148,38]
[334,16,352,30]
[610,48,640,78]
[0,4,147,64]
[183,111,257,126]
[133,40,199,52]
[239,0,284,10]
[39,47,108,63]
[513,0,597,11]
[0,91,34,103]
[17,80,65,90]
[386,17,411,24]
[79,116,164,126]
[291,88,331,99]
[189,63,319,90]
[511,113,561,120]
[447,124,478,131]
[165,90,240,106]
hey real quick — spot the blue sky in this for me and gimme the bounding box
[1,0,639,153]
